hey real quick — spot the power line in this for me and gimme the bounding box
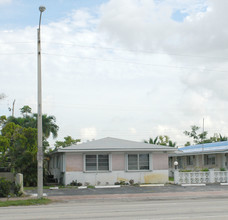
[2,40,228,60]
[0,41,34,44]
[43,41,228,60]
[42,52,228,73]
[0,52,34,55]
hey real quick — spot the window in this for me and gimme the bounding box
[186,156,194,166]
[85,154,109,171]
[128,154,149,170]
[169,157,173,168]
[177,157,182,169]
[204,155,216,165]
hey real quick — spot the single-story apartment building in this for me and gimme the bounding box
[169,141,228,176]
[49,137,176,186]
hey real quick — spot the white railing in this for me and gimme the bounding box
[174,170,228,184]
[214,171,228,183]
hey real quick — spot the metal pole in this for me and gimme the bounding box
[202,118,204,169]
[37,6,45,199]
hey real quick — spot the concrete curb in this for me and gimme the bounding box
[220,183,228,186]
[30,193,48,197]
[95,185,121,189]
[140,184,164,187]
[78,186,87,189]
[181,184,206,186]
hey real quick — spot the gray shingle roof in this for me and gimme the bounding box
[57,137,176,153]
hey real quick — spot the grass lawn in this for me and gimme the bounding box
[24,186,62,190]
[24,185,78,191]
[0,198,52,207]
[169,177,174,181]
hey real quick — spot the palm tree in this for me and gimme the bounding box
[144,136,158,144]
[33,114,59,139]
[42,114,59,139]
[7,112,59,139]
[168,140,176,147]
[219,134,228,142]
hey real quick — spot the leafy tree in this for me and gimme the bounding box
[184,125,228,145]
[0,122,37,186]
[0,115,7,131]
[20,105,32,116]
[55,136,81,149]
[0,105,59,186]
[185,141,191,146]
[0,135,10,167]
[184,125,207,145]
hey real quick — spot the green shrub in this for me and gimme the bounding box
[201,168,209,172]
[13,183,23,197]
[180,170,192,172]
[220,168,226,171]
[69,180,82,186]
[0,178,11,197]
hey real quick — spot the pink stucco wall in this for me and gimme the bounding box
[64,152,168,172]
[112,153,125,170]
[153,153,168,170]
[66,153,83,172]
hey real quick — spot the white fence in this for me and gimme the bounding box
[174,170,228,184]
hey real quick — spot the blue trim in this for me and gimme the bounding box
[179,141,228,152]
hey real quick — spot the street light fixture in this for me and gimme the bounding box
[37,5,45,199]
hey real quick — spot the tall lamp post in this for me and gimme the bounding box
[37,5,46,199]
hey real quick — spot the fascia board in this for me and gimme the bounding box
[57,148,175,153]
[170,150,228,156]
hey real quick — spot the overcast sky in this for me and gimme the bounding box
[1,0,228,147]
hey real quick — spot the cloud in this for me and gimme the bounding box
[0,0,11,5]
[2,1,228,147]
[80,127,97,140]
[129,127,137,134]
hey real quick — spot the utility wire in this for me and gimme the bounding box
[43,52,228,73]
[2,40,228,60]
[43,41,228,60]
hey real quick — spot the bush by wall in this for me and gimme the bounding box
[0,177,23,198]
[0,177,11,197]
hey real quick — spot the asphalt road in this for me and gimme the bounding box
[25,184,228,197]
[1,197,228,219]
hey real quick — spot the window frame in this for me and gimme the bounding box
[204,154,216,165]
[126,153,151,171]
[186,155,194,166]
[84,154,111,172]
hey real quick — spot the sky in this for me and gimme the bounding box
[1,0,228,147]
